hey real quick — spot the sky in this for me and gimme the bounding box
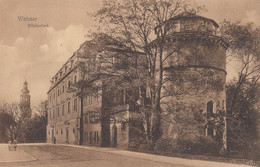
[0,0,259,106]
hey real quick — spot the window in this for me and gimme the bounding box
[58,89,60,96]
[84,96,88,107]
[207,126,214,137]
[88,95,92,105]
[96,131,99,143]
[68,101,71,113]
[49,111,51,120]
[94,132,96,143]
[85,132,88,141]
[207,101,213,118]
[68,80,71,89]
[74,98,77,111]
[73,128,75,134]
[62,104,65,116]
[85,113,88,124]
[57,107,60,117]
[53,109,55,119]
[94,92,98,102]
[61,129,63,135]
[62,85,65,93]
[89,132,92,144]
[206,71,214,87]
[89,111,100,124]
[74,75,77,83]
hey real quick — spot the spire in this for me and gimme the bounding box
[21,80,30,94]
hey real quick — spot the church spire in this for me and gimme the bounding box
[21,81,30,94]
[20,80,31,109]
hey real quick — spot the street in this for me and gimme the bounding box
[0,144,254,167]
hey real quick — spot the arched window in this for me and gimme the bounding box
[207,101,213,118]
[74,75,77,83]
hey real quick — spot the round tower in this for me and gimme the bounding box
[159,12,229,150]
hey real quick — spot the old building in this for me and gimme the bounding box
[159,12,229,150]
[46,38,132,147]
[46,13,228,149]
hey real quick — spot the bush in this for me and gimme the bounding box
[155,136,221,156]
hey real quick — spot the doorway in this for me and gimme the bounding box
[66,128,69,144]
[111,125,117,147]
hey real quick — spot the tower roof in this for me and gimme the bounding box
[21,80,30,94]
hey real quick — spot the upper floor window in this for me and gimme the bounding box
[74,98,77,112]
[62,104,65,116]
[53,109,55,119]
[68,101,71,114]
[62,85,65,93]
[68,80,71,89]
[58,89,60,96]
[57,107,60,117]
[85,113,88,124]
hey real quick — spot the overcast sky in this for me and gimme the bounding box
[0,0,259,106]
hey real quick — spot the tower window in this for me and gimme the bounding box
[207,101,213,118]
[74,75,77,83]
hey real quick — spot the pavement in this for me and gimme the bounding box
[0,144,36,163]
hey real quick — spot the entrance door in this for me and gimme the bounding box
[111,125,117,147]
[51,129,54,143]
[89,132,92,144]
[66,128,69,144]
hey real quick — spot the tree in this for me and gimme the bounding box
[226,79,260,159]
[0,103,19,143]
[220,21,260,158]
[84,0,205,148]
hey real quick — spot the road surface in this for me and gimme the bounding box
[0,144,254,167]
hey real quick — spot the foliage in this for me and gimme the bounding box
[0,112,16,142]
[220,21,260,160]
[226,79,260,160]
[155,136,221,156]
[0,101,47,143]
[25,114,47,143]
[81,0,205,148]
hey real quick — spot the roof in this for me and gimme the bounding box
[155,12,219,30]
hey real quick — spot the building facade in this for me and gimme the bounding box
[46,13,228,149]
[46,38,132,147]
